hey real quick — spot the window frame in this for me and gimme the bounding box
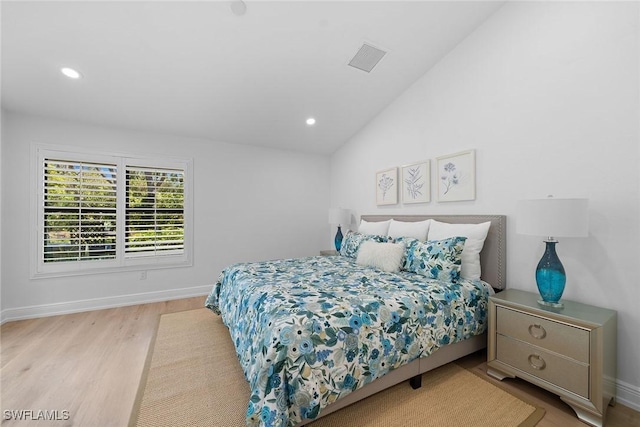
[32,144,193,278]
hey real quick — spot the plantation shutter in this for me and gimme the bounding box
[43,159,117,263]
[125,166,185,257]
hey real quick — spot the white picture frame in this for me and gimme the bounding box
[376,167,398,205]
[401,161,430,204]
[436,149,476,202]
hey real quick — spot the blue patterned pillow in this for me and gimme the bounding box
[404,236,467,282]
[340,231,389,259]
[392,236,418,270]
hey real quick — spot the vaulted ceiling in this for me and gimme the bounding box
[1,1,504,154]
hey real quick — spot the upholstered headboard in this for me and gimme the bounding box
[360,214,507,290]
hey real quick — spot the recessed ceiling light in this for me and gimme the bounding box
[306,118,316,126]
[61,67,82,79]
[230,0,246,16]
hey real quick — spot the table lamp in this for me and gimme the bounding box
[516,197,589,308]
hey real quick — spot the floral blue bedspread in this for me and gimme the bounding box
[205,256,491,427]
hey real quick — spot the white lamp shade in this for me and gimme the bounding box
[328,208,349,225]
[517,198,589,238]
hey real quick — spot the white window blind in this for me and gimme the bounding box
[35,146,192,277]
[43,159,117,263]
[125,166,185,257]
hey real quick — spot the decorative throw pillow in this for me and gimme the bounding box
[387,219,431,241]
[391,236,419,269]
[358,219,391,236]
[340,231,389,259]
[428,220,491,281]
[404,236,467,282]
[356,241,405,273]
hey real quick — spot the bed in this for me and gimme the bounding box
[205,214,506,427]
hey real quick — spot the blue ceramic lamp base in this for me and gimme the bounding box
[334,226,344,252]
[536,240,566,308]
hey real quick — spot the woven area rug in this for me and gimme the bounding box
[130,308,544,427]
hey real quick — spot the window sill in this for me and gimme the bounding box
[31,259,192,280]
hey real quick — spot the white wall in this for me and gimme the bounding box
[0,110,3,314]
[331,1,640,409]
[1,111,330,320]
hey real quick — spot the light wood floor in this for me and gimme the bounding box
[1,297,638,427]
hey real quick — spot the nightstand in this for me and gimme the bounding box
[319,249,338,256]
[487,289,617,427]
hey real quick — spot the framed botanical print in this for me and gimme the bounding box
[401,161,430,204]
[436,149,475,202]
[376,167,398,205]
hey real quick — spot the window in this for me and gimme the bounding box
[125,166,185,257]
[34,146,192,277]
[44,159,118,263]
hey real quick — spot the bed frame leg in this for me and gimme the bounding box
[409,375,422,389]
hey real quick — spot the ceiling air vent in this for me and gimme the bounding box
[348,43,387,73]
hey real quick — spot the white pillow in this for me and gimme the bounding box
[427,220,491,280]
[358,219,391,236]
[387,219,431,241]
[356,241,405,273]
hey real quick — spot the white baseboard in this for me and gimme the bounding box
[0,284,212,324]
[615,378,640,412]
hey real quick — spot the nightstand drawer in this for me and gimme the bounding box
[496,306,589,363]
[497,334,589,398]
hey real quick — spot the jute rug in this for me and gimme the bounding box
[130,308,544,427]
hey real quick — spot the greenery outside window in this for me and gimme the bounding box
[125,166,185,258]
[44,159,118,263]
[34,146,192,277]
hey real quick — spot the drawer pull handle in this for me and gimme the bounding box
[528,354,546,370]
[528,324,547,339]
